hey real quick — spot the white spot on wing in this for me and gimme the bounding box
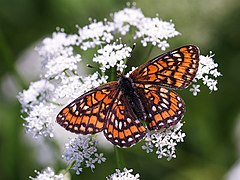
[162,98,169,105]
[128,137,133,142]
[152,106,157,112]
[119,122,122,130]
[135,134,140,138]
[161,103,168,109]
[72,104,77,112]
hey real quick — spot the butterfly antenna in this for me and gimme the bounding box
[122,43,136,75]
[86,64,97,69]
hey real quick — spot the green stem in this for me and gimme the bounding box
[114,146,125,169]
[62,160,76,175]
[110,67,117,81]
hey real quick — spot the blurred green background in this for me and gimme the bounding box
[1,0,240,179]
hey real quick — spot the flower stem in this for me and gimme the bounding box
[110,67,117,81]
[62,160,76,175]
[114,146,125,169]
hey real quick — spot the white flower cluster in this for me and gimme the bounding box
[18,5,179,140]
[107,168,140,180]
[30,167,64,180]
[76,5,180,51]
[142,122,186,161]
[17,79,54,112]
[112,6,180,50]
[63,135,106,175]
[190,52,221,96]
[93,43,132,72]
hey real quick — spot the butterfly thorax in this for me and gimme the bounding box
[118,75,146,121]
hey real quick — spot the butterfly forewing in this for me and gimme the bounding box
[130,45,200,89]
[104,91,146,147]
[56,82,118,134]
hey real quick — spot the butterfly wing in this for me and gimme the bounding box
[56,82,118,134]
[135,83,185,130]
[130,45,200,89]
[103,91,146,147]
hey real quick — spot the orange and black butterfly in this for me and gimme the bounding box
[56,45,200,147]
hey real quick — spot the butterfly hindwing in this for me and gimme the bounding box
[56,82,118,134]
[135,83,185,130]
[130,45,200,89]
[104,91,146,147]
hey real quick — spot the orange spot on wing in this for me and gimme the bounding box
[103,96,112,104]
[86,96,93,106]
[154,114,162,120]
[119,132,124,139]
[163,70,172,76]
[178,66,186,73]
[62,108,69,114]
[124,129,131,137]
[76,117,81,124]
[162,111,170,119]
[69,116,77,124]
[130,126,138,133]
[95,91,106,101]
[113,129,118,138]
[92,105,100,114]
[148,65,158,73]
[139,126,146,132]
[170,103,178,112]
[96,121,104,129]
[150,120,156,127]
[108,124,113,133]
[170,91,177,97]
[148,74,157,81]
[170,97,178,105]
[174,72,183,79]
[81,115,89,124]
[182,62,190,67]
[89,115,97,125]
[168,109,175,116]
[66,113,72,121]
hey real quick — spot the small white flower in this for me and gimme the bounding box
[63,135,106,175]
[23,103,55,138]
[142,121,185,161]
[17,79,54,112]
[93,43,132,72]
[30,167,64,180]
[190,84,200,96]
[134,17,180,50]
[78,21,115,50]
[94,153,106,164]
[107,168,140,180]
[190,52,221,95]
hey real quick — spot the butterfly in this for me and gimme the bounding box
[56,45,200,147]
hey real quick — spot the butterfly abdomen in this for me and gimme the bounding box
[118,76,146,120]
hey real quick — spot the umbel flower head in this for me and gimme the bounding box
[30,167,64,180]
[17,3,221,176]
[107,168,140,180]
